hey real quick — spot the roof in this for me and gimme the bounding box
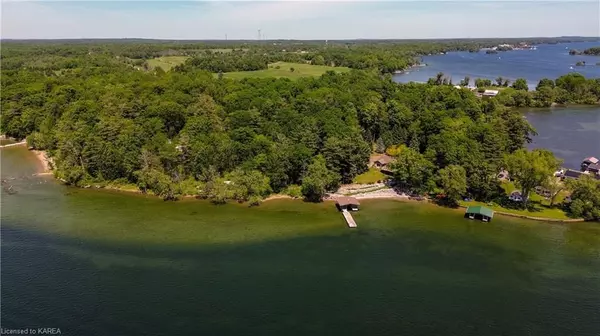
[583,157,599,164]
[587,163,600,171]
[483,90,499,96]
[465,206,494,218]
[335,197,360,207]
[374,154,395,165]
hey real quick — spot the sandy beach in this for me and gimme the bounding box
[31,149,53,175]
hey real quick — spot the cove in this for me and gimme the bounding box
[2,146,600,335]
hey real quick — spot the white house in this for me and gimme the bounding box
[483,90,499,97]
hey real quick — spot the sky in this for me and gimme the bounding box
[1,0,599,40]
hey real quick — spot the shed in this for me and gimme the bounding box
[335,197,360,211]
[586,163,600,174]
[465,206,494,222]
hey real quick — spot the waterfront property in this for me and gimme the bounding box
[483,89,499,97]
[508,190,524,202]
[586,163,600,174]
[465,205,494,222]
[370,154,395,175]
[335,196,360,211]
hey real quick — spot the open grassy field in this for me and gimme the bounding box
[220,61,351,80]
[353,167,388,184]
[146,56,189,71]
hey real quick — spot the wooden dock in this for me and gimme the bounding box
[342,210,357,228]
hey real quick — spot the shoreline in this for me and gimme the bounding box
[25,148,586,223]
[31,149,52,174]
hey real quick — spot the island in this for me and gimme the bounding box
[569,46,600,55]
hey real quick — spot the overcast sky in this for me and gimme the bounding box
[2,1,599,40]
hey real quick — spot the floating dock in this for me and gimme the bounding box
[342,210,357,228]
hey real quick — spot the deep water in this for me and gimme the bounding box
[1,146,599,336]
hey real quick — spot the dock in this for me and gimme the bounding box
[342,210,357,228]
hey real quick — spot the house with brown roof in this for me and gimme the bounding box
[370,154,395,174]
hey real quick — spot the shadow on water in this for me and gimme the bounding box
[2,223,599,336]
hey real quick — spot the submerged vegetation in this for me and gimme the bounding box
[1,40,599,219]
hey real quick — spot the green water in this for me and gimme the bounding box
[2,146,600,336]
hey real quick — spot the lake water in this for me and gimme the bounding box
[524,106,600,169]
[2,146,600,335]
[394,42,600,87]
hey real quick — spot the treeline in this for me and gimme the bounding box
[4,37,597,75]
[569,47,600,56]
[2,46,536,204]
[430,73,600,107]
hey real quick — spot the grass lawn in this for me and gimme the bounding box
[501,181,569,206]
[146,56,189,71]
[220,61,351,80]
[459,200,570,220]
[353,168,387,184]
[460,181,572,220]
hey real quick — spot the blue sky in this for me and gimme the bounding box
[2,1,599,39]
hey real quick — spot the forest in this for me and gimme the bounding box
[1,40,599,218]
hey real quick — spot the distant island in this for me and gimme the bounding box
[569,47,600,56]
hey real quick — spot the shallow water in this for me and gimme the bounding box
[394,42,600,87]
[1,145,600,335]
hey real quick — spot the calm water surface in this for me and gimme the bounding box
[394,42,600,87]
[525,106,600,169]
[1,146,599,335]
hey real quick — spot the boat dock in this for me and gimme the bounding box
[342,210,357,228]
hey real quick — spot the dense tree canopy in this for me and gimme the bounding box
[1,40,594,205]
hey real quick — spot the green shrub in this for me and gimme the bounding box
[284,184,302,198]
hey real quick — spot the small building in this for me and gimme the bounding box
[465,206,494,222]
[372,154,395,168]
[335,197,360,211]
[509,190,524,202]
[586,163,600,174]
[483,90,499,97]
[371,154,395,175]
[581,157,599,170]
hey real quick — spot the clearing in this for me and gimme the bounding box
[220,62,351,80]
[147,56,189,71]
[353,168,387,184]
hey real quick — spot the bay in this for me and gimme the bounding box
[524,106,600,169]
[393,42,600,88]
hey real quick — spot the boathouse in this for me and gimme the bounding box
[335,197,360,211]
[465,206,494,222]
